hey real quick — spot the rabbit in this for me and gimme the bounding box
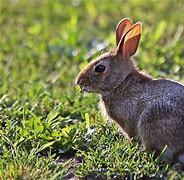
[75,18,184,164]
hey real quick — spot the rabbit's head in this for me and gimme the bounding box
[76,18,142,95]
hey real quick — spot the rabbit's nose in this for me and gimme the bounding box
[76,78,85,86]
[76,79,81,85]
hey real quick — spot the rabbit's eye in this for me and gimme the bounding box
[95,64,106,73]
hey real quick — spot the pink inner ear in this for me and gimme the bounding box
[123,34,141,58]
[116,19,132,46]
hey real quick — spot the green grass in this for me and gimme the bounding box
[0,0,184,179]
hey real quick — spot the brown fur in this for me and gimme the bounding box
[75,18,184,164]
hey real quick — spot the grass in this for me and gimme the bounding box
[0,0,184,179]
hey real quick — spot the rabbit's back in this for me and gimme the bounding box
[139,79,184,130]
[145,79,184,98]
[142,79,184,114]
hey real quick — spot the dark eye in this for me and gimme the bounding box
[95,64,106,73]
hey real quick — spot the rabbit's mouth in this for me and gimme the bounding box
[81,85,103,94]
[81,86,93,93]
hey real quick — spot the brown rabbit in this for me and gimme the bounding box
[75,18,184,164]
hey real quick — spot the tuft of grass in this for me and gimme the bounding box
[0,145,73,179]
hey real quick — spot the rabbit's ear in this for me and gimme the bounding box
[116,22,142,58]
[116,18,132,46]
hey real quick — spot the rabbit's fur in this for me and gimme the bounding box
[76,18,184,164]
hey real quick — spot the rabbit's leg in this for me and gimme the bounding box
[177,152,184,166]
[138,107,184,162]
[138,120,176,161]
